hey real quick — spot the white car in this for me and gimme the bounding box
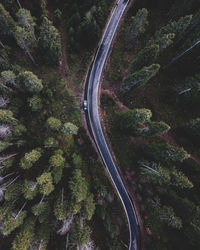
[83,100,88,111]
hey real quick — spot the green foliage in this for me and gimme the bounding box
[20,148,42,169]
[118,108,152,131]
[5,181,22,201]
[0,3,16,35]
[46,117,62,131]
[28,95,42,111]
[44,137,59,148]
[170,168,193,189]
[82,193,95,220]
[0,141,12,152]
[1,70,16,87]
[32,201,50,223]
[150,15,193,50]
[130,45,159,73]
[69,169,88,203]
[15,8,36,52]
[149,198,182,229]
[49,150,65,168]
[22,180,38,200]
[12,218,35,250]
[121,64,160,93]
[37,172,54,196]
[139,161,171,185]
[0,109,15,124]
[54,192,68,221]
[126,8,148,49]
[136,121,170,137]
[185,118,200,136]
[63,122,78,135]
[39,17,61,65]
[145,143,190,162]
[72,223,90,246]
[12,124,26,137]
[17,71,43,93]
[3,210,27,236]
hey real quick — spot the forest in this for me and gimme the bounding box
[102,0,200,249]
[0,0,200,249]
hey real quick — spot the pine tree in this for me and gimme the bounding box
[69,169,88,203]
[136,121,170,137]
[12,218,35,250]
[15,9,37,63]
[118,108,152,132]
[39,17,61,65]
[46,117,62,131]
[121,64,160,93]
[125,8,148,49]
[20,148,42,169]
[82,193,95,220]
[0,3,16,35]
[32,201,50,223]
[28,95,42,111]
[63,122,78,135]
[145,143,190,162]
[37,172,54,196]
[139,161,171,185]
[22,180,38,200]
[185,118,200,136]
[17,71,43,93]
[54,190,68,221]
[130,44,159,73]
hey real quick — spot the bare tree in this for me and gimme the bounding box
[0,96,10,108]
[57,213,74,235]
[0,125,12,138]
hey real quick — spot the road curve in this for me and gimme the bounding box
[85,0,141,249]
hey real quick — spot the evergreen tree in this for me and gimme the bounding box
[130,44,159,73]
[139,161,171,185]
[3,209,27,235]
[149,198,182,229]
[28,95,42,111]
[82,193,95,220]
[37,172,54,196]
[54,190,68,221]
[32,201,50,223]
[63,122,78,135]
[72,222,90,246]
[0,109,15,124]
[0,3,16,35]
[17,71,43,93]
[12,218,35,250]
[185,118,200,136]
[20,148,42,169]
[118,108,152,131]
[15,9,36,63]
[22,180,38,200]
[46,117,62,131]
[121,64,160,93]
[69,169,88,203]
[39,17,61,65]
[125,8,148,49]
[44,137,59,148]
[145,143,190,162]
[136,121,170,137]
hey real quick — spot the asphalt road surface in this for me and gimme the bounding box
[85,0,141,249]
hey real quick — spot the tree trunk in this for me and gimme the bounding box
[164,40,200,69]
[16,0,22,8]
[26,50,36,65]
[0,40,5,48]
[14,202,26,219]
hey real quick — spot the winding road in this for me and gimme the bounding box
[84,0,141,249]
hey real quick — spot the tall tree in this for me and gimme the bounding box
[125,8,148,49]
[121,64,160,93]
[39,17,61,65]
[0,3,16,35]
[17,71,43,93]
[130,44,159,73]
[15,9,36,63]
[145,143,190,162]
